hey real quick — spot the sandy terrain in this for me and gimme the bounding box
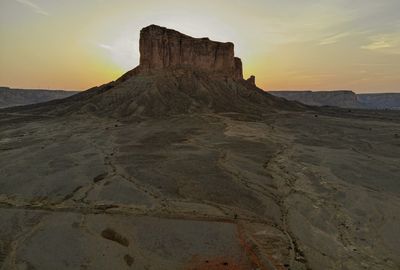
[0,108,399,270]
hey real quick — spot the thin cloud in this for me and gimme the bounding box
[98,44,112,50]
[15,0,49,16]
[361,34,400,54]
[319,32,350,45]
[362,40,392,50]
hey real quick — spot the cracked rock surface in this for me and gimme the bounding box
[0,109,399,270]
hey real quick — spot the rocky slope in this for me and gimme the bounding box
[0,87,77,108]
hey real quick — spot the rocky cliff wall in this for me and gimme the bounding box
[138,25,243,79]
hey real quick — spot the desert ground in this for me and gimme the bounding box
[0,108,399,270]
[1,24,399,270]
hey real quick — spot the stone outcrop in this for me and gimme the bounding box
[138,25,243,79]
[246,75,256,86]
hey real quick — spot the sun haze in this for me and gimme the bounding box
[0,0,399,92]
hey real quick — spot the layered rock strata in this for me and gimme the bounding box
[138,25,243,79]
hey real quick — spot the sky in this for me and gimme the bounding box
[0,0,399,93]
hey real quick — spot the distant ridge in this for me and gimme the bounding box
[358,93,400,110]
[0,87,78,109]
[270,90,400,110]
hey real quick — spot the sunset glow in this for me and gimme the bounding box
[1,0,399,92]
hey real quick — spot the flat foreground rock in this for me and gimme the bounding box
[0,109,399,269]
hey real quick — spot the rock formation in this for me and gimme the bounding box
[138,25,243,79]
[246,75,256,86]
[4,25,301,117]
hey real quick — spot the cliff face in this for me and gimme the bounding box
[139,25,243,79]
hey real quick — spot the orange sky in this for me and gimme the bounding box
[1,0,399,92]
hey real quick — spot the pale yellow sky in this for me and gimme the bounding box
[0,0,399,92]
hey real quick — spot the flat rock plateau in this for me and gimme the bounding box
[0,25,399,270]
[0,87,77,109]
[269,90,400,110]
